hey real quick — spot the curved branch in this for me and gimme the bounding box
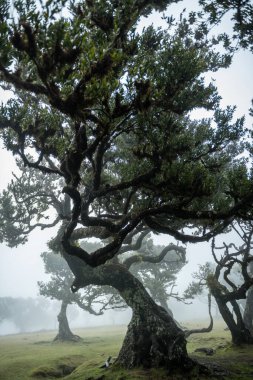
[220,279,253,302]
[145,216,232,243]
[71,226,112,240]
[24,216,61,232]
[119,230,150,256]
[185,293,213,338]
[92,166,159,198]
[75,297,102,316]
[0,63,48,96]
[123,243,185,270]
[20,153,63,176]
[62,216,142,267]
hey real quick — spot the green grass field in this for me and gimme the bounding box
[1,321,253,379]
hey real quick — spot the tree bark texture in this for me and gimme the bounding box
[64,253,193,369]
[114,271,191,369]
[54,300,80,342]
[243,286,253,336]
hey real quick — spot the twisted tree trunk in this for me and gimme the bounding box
[64,253,194,370]
[54,301,80,342]
[113,269,190,369]
[214,295,253,345]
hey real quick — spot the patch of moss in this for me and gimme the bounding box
[30,365,63,378]
[30,363,76,378]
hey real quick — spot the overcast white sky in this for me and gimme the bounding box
[0,1,252,304]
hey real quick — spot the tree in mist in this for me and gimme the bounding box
[40,236,187,341]
[1,160,188,354]
[184,222,253,344]
[1,0,253,372]
[80,237,188,324]
[39,249,126,342]
[0,161,214,351]
[128,234,186,318]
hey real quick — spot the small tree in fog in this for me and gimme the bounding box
[39,248,125,341]
[39,236,187,342]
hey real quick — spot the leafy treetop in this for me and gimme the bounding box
[0,0,253,267]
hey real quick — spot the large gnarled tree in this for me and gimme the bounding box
[1,0,253,371]
[1,161,188,368]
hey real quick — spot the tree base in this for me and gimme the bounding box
[53,333,81,342]
[111,359,224,379]
[116,305,192,370]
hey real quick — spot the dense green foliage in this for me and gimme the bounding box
[200,0,253,52]
[0,0,252,266]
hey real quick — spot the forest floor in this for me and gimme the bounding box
[0,320,253,379]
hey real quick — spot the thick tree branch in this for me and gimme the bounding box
[123,243,185,270]
[0,63,48,96]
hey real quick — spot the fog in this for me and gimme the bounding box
[0,1,253,336]
[0,227,235,335]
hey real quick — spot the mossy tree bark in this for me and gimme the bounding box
[65,253,193,369]
[114,271,191,369]
[53,300,80,342]
[243,286,253,336]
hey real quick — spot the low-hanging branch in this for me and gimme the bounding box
[184,293,213,338]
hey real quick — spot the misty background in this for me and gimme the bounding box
[0,0,253,335]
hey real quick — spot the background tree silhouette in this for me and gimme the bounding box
[184,222,253,344]
[39,249,126,342]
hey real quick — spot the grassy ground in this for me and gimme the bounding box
[0,321,253,379]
